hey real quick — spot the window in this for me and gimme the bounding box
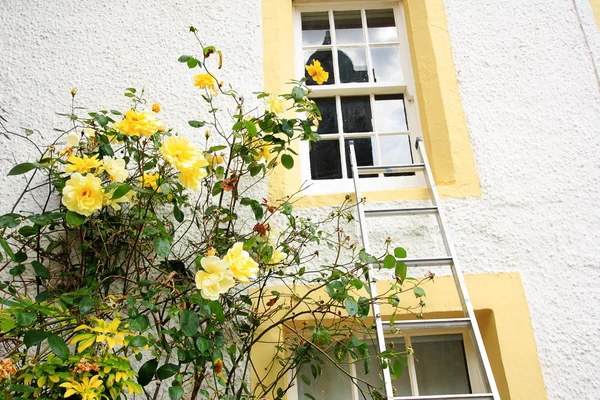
[290,329,487,400]
[295,2,424,194]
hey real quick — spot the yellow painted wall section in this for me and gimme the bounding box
[263,0,481,207]
[590,0,600,30]
[250,273,547,399]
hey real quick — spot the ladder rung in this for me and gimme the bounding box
[365,207,438,217]
[399,257,453,267]
[393,395,494,400]
[383,318,471,330]
[357,163,425,175]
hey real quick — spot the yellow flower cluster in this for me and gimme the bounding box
[62,173,104,216]
[112,110,162,138]
[0,358,16,380]
[66,154,103,174]
[194,73,217,94]
[60,375,103,400]
[195,242,259,300]
[72,318,129,351]
[306,60,329,85]
[264,94,286,118]
[160,136,208,191]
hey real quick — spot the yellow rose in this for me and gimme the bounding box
[66,154,103,174]
[266,249,285,272]
[195,256,235,301]
[253,140,272,162]
[140,172,160,191]
[160,136,202,171]
[194,73,218,95]
[152,103,161,113]
[101,156,128,182]
[205,153,224,166]
[224,242,259,283]
[306,60,329,85]
[112,110,160,138]
[66,132,80,148]
[264,94,286,118]
[178,158,209,191]
[62,173,104,216]
[82,128,96,138]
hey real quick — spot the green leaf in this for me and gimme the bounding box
[153,236,171,258]
[8,163,37,176]
[78,296,94,314]
[94,114,109,127]
[173,204,184,223]
[383,254,396,269]
[135,315,150,331]
[413,286,425,298]
[9,264,25,276]
[14,311,36,326]
[18,225,38,237]
[0,214,21,228]
[32,261,50,280]
[345,297,359,316]
[212,181,223,196]
[179,309,199,337]
[65,211,86,227]
[395,262,407,282]
[188,120,206,128]
[0,238,15,261]
[187,57,198,68]
[196,336,209,353]
[281,154,294,169]
[129,335,148,347]
[14,251,27,263]
[35,291,51,303]
[389,358,404,380]
[23,330,47,348]
[245,120,257,136]
[394,247,407,258]
[178,55,191,63]
[111,184,132,200]
[157,363,179,380]
[169,385,184,400]
[138,359,158,386]
[48,334,69,360]
[250,200,264,220]
[300,375,310,386]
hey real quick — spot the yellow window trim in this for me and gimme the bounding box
[262,0,481,208]
[251,272,547,399]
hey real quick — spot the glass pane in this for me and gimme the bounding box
[371,46,403,83]
[310,140,342,180]
[341,96,372,133]
[297,355,353,400]
[302,12,331,46]
[305,50,335,86]
[412,334,471,395]
[379,135,413,176]
[338,47,369,83]
[356,339,412,397]
[374,94,408,132]
[334,10,364,44]
[345,138,376,178]
[313,98,338,134]
[366,9,398,43]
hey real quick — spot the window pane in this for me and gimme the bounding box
[310,140,342,180]
[412,334,471,395]
[341,96,372,133]
[345,138,376,178]
[313,98,338,134]
[338,48,369,83]
[356,339,412,397]
[371,46,403,83]
[374,94,408,132]
[366,9,398,43]
[305,50,335,86]
[379,135,413,176]
[297,355,353,400]
[334,10,364,44]
[302,12,331,46]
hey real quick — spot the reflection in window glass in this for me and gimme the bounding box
[371,46,403,83]
[355,339,412,397]
[341,96,372,133]
[313,98,338,134]
[379,135,413,172]
[310,140,342,180]
[338,48,368,83]
[304,50,335,86]
[334,10,364,44]
[345,138,376,178]
[374,94,408,132]
[366,9,398,43]
[302,12,331,46]
[297,354,353,400]
[412,335,471,395]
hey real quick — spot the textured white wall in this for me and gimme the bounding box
[2,0,600,398]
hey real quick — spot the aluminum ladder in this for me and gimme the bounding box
[348,139,500,400]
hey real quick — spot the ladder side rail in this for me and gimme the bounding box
[348,142,395,399]
[415,139,500,399]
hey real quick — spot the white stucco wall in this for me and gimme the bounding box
[2,0,600,399]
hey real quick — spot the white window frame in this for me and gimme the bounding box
[288,327,487,400]
[293,0,426,195]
